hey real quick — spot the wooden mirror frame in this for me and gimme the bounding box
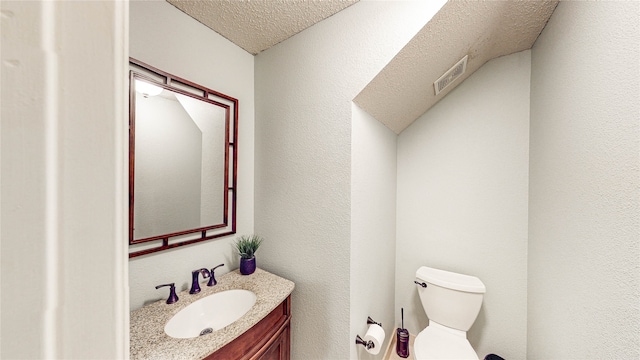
[128,58,238,258]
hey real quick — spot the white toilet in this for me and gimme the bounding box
[413,266,486,360]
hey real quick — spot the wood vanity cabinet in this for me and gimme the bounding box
[205,295,291,360]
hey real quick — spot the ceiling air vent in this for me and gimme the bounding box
[434,55,468,95]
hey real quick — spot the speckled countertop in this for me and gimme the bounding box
[130,268,295,360]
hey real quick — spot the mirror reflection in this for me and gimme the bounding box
[133,81,226,239]
[129,58,237,258]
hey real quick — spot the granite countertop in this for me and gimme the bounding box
[130,268,295,360]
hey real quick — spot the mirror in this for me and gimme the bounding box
[128,58,237,257]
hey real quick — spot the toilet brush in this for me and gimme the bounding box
[396,308,409,358]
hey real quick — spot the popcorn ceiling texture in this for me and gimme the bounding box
[130,269,294,360]
[354,1,557,134]
[528,2,640,358]
[167,0,558,134]
[166,0,358,55]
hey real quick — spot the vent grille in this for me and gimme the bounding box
[434,55,468,95]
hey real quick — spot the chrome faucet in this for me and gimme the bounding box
[189,268,211,294]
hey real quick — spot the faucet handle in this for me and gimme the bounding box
[155,283,179,304]
[207,264,225,287]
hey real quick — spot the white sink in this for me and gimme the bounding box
[164,289,257,339]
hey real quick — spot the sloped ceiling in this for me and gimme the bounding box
[166,0,558,133]
[354,0,558,133]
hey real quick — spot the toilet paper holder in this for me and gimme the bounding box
[366,316,381,327]
[355,334,375,350]
[355,317,382,350]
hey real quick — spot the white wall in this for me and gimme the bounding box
[1,0,128,358]
[396,51,531,359]
[528,2,640,358]
[254,1,446,358]
[350,104,397,360]
[128,0,255,310]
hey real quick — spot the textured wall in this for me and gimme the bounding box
[350,104,398,360]
[528,2,640,358]
[396,51,531,359]
[254,2,445,358]
[128,0,255,310]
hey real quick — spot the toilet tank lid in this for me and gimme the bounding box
[416,266,486,293]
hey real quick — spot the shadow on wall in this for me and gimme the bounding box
[410,289,425,332]
[467,307,487,350]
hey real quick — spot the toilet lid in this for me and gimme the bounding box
[414,326,479,360]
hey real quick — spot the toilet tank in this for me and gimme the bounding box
[416,266,486,332]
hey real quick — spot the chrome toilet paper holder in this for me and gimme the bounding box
[355,317,382,350]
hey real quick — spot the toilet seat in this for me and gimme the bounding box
[414,325,479,360]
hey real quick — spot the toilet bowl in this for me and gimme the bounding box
[413,266,486,360]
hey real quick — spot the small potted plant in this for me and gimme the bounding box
[234,235,263,275]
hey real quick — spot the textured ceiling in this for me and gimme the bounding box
[354,1,558,133]
[167,0,557,134]
[166,0,359,55]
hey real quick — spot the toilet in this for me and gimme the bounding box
[413,266,486,360]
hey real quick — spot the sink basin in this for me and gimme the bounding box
[164,289,257,339]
